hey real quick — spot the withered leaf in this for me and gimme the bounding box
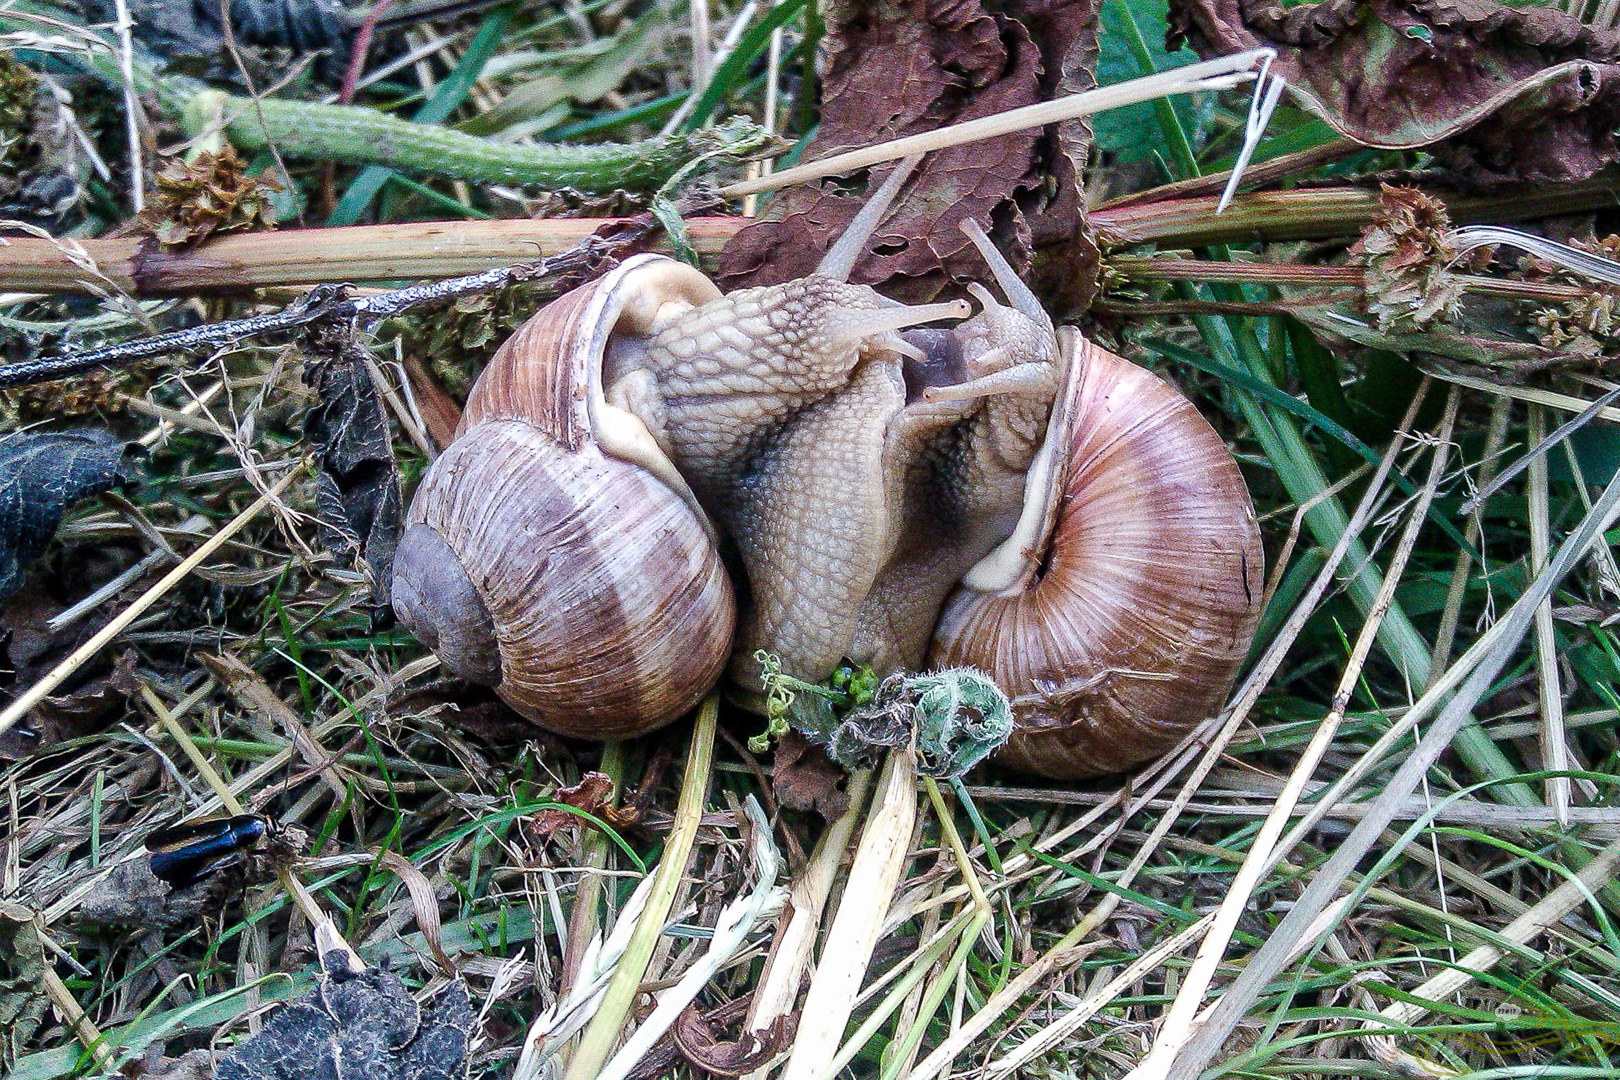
[0,429,140,603]
[216,955,469,1080]
[672,1000,797,1078]
[0,902,47,1072]
[1167,0,1620,186]
[716,0,1101,318]
[771,731,850,821]
[530,771,620,839]
[303,343,403,607]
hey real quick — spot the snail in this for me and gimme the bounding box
[393,155,1264,776]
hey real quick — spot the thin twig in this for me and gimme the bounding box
[0,226,643,389]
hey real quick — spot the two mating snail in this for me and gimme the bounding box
[392,157,1264,779]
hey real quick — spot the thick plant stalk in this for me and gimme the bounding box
[742,769,875,1080]
[779,750,918,1080]
[65,47,773,194]
[173,90,774,192]
[560,699,717,1080]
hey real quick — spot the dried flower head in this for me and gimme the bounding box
[1352,185,1465,332]
[1529,235,1620,359]
[134,146,280,250]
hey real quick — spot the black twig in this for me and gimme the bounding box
[0,224,647,390]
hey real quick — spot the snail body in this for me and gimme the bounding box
[396,158,1264,775]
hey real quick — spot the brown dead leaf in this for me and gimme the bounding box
[716,0,1101,318]
[672,1000,796,1077]
[529,771,639,838]
[771,731,850,821]
[1167,0,1620,186]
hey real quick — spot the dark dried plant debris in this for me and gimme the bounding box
[216,951,470,1080]
[127,146,281,251]
[771,731,851,821]
[717,0,1102,316]
[0,429,141,602]
[0,57,85,223]
[671,999,796,1077]
[303,334,403,606]
[1167,0,1620,185]
[0,902,48,1072]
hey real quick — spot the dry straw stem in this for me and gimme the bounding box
[561,697,717,1080]
[4,185,1615,297]
[39,961,114,1070]
[718,50,1274,198]
[0,466,299,737]
[742,768,875,1080]
[1126,382,1457,1080]
[1168,455,1620,1077]
[779,749,918,1080]
[1527,404,1571,826]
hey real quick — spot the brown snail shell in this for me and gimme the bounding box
[393,256,737,739]
[929,327,1265,779]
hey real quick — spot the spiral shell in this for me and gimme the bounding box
[393,256,737,739]
[929,329,1264,778]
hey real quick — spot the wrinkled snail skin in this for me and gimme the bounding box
[928,329,1265,779]
[848,294,1065,675]
[393,257,737,739]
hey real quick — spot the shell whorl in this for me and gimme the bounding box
[393,257,736,738]
[929,333,1264,779]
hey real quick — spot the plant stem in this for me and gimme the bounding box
[561,740,625,991]
[174,89,772,192]
[561,699,716,1080]
[780,749,918,1080]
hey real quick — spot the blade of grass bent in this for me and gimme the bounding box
[1167,463,1620,1078]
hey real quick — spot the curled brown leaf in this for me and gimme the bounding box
[717,0,1101,317]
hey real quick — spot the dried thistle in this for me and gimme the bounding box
[1352,185,1465,332]
[133,145,280,250]
[1529,235,1620,359]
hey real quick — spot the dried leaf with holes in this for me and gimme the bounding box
[715,0,1102,317]
[1168,0,1620,185]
